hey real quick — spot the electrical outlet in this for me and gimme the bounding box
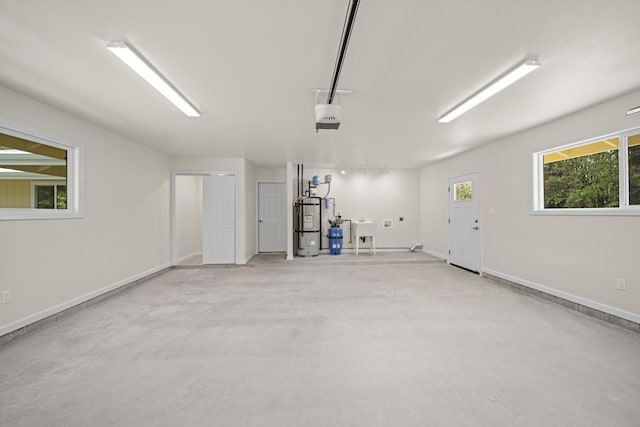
[616,279,626,291]
[1,290,11,304]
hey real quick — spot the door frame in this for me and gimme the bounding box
[171,171,238,266]
[448,172,482,274]
[256,180,287,253]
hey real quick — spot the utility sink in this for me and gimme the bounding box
[352,220,376,255]
[352,220,376,237]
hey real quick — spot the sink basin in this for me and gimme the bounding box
[353,220,376,236]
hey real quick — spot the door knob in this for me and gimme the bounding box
[471,226,479,230]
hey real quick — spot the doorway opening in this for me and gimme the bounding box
[172,172,236,266]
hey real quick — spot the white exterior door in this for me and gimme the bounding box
[202,174,235,264]
[258,182,286,252]
[449,173,481,273]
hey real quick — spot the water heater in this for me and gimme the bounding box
[297,198,321,256]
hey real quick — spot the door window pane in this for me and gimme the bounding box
[628,134,640,205]
[454,181,472,201]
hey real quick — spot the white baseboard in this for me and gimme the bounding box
[0,263,171,337]
[482,267,640,325]
[177,251,201,264]
[242,252,258,265]
[422,248,448,260]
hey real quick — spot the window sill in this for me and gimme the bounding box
[0,209,84,221]
[530,208,640,216]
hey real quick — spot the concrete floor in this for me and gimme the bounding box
[1,256,639,426]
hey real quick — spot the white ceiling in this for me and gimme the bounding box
[1,0,640,168]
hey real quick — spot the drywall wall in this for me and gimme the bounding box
[298,168,420,250]
[420,88,640,319]
[286,162,294,259]
[244,159,256,261]
[0,86,171,335]
[175,175,202,262]
[255,167,286,181]
[171,157,248,264]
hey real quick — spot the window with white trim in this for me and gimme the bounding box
[533,127,640,214]
[0,123,82,220]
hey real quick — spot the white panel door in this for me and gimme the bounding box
[258,182,286,252]
[202,174,235,264]
[449,173,481,273]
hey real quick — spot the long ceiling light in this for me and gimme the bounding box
[626,105,640,116]
[106,41,200,117]
[438,59,540,123]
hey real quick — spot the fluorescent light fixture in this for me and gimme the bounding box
[438,59,540,123]
[106,41,199,117]
[626,105,640,116]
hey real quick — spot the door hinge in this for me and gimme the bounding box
[448,187,450,192]
[448,218,450,224]
[448,250,451,255]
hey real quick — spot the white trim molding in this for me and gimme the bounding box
[421,248,448,261]
[482,267,640,327]
[0,263,171,339]
[177,251,202,264]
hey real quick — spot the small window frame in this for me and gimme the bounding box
[0,122,83,220]
[453,181,473,201]
[532,126,640,216]
[31,182,68,209]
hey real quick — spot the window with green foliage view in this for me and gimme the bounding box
[543,139,619,208]
[535,130,640,213]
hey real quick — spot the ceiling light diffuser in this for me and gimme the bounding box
[438,59,540,123]
[626,106,640,116]
[106,41,199,117]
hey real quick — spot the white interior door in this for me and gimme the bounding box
[258,182,286,252]
[449,173,481,273]
[202,174,235,264]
